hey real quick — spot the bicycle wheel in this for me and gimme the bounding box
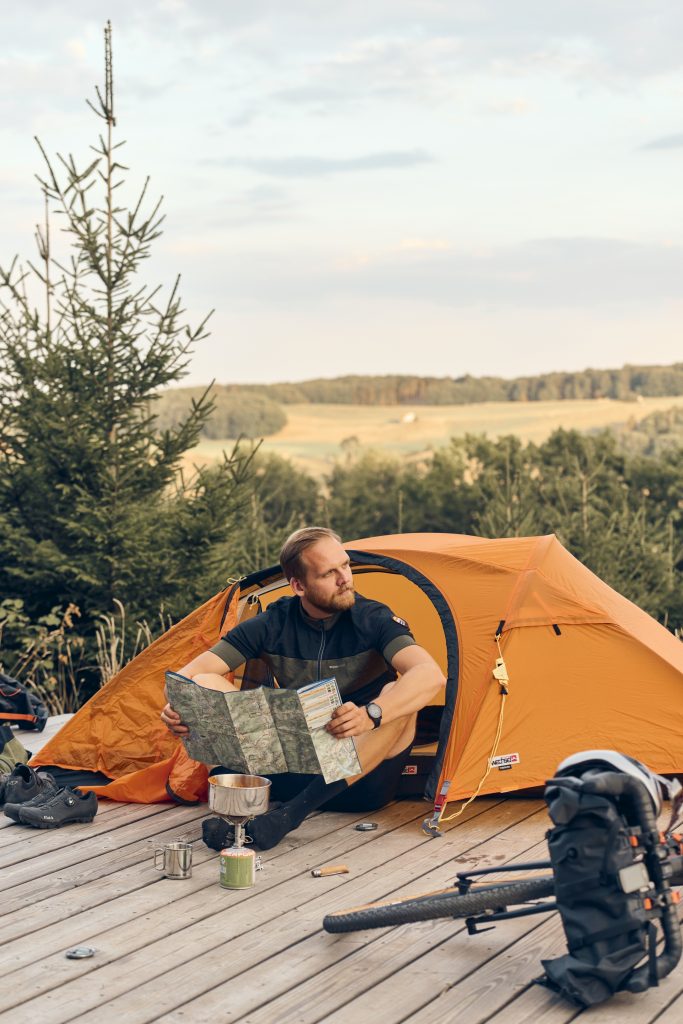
[323,876,555,933]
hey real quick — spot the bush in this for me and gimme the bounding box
[155,387,287,439]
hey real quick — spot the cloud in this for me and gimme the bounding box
[213,184,298,226]
[483,97,533,116]
[205,236,683,312]
[159,184,298,236]
[65,38,88,61]
[7,2,683,85]
[397,238,452,252]
[347,237,683,309]
[209,149,434,177]
[640,132,683,151]
[0,56,94,124]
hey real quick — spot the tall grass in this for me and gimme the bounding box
[0,598,172,715]
[0,600,87,715]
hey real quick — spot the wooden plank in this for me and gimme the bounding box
[2,804,206,889]
[253,914,559,1024]
[33,713,72,744]
[2,802,205,892]
[0,800,512,1019]
[26,803,546,1024]
[399,908,683,1024]
[0,805,206,916]
[163,823,551,1024]
[166,888,552,1024]
[0,801,179,864]
[0,797,126,845]
[479,981,578,1024]
[379,913,570,1024]
[482,907,683,1024]
[482,962,683,1024]
[653,991,683,1022]
[0,803,398,964]
[3,708,679,1024]
[22,714,71,753]
[0,801,430,1019]
[0,805,363,947]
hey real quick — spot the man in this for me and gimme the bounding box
[161,527,445,850]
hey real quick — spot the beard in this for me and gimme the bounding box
[304,583,356,615]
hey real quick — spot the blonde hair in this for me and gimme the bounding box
[279,526,342,582]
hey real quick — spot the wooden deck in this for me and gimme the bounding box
[2,717,682,1024]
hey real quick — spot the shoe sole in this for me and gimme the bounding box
[21,816,96,828]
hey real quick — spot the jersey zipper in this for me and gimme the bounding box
[317,626,326,679]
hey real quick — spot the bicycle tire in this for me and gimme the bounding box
[323,876,555,934]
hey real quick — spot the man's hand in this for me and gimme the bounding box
[160,703,189,737]
[326,702,374,739]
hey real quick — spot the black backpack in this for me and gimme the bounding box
[541,755,681,1007]
[0,672,49,732]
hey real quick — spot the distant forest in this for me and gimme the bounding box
[155,363,683,439]
[233,363,683,406]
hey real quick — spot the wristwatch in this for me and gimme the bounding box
[365,702,382,729]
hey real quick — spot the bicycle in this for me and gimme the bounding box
[323,753,683,1007]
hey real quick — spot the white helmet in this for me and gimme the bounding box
[555,749,680,816]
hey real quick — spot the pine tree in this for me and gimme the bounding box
[470,435,542,538]
[0,23,251,653]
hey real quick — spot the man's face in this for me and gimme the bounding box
[294,537,355,615]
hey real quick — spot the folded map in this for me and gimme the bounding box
[165,671,361,784]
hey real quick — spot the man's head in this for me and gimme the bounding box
[279,527,355,617]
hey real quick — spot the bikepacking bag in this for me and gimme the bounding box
[0,672,49,732]
[540,751,682,1008]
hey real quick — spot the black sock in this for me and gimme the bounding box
[248,775,348,850]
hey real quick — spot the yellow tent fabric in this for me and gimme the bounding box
[31,533,683,814]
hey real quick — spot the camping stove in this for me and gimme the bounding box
[208,774,271,889]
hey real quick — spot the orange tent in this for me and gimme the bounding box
[32,533,683,817]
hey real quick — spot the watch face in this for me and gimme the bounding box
[366,702,382,722]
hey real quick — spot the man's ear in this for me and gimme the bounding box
[290,576,304,597]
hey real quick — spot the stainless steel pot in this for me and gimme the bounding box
[208,773,271,824]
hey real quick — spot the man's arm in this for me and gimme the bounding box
[326,644,445,739]
[160,651,233,736]
[178,651,237,687]
[162,610,267,735]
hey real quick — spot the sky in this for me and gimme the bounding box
[2,1,683,387]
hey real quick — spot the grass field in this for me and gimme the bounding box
[188,396,683,478]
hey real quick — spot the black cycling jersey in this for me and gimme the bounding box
[209,594,416,704]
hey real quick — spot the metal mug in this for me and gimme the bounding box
[154,841,193,879]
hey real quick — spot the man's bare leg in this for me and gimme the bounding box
[348,712,416,781]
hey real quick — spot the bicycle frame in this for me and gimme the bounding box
[455,860,558,935]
